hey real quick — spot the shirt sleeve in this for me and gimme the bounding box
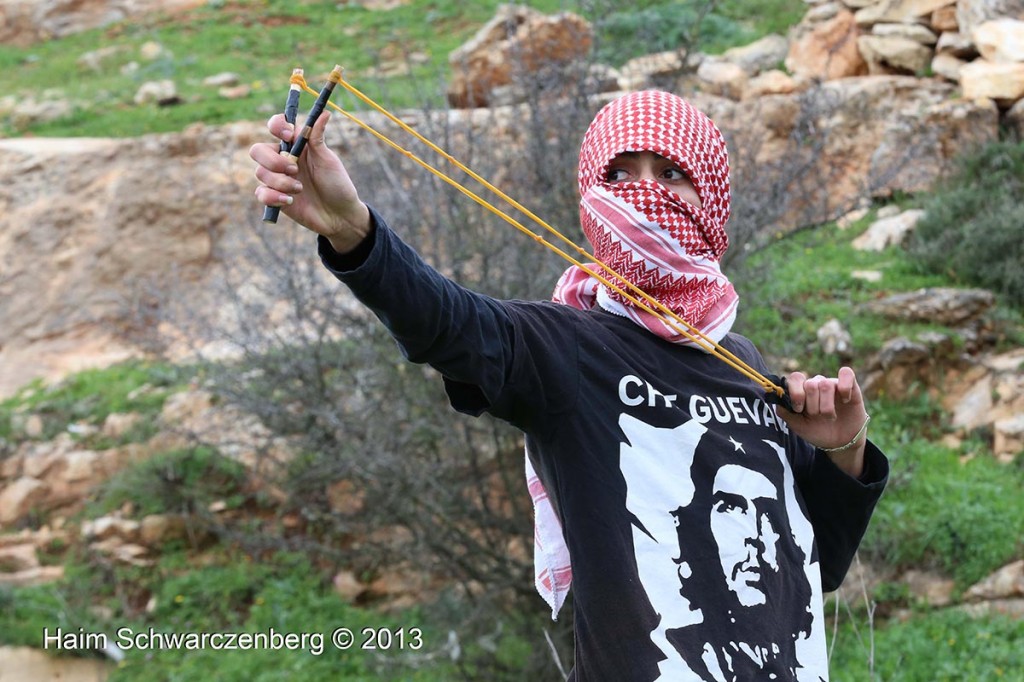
[318,206,577,428]
[795,440,888,592]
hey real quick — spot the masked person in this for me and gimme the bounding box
[251,90,888,682]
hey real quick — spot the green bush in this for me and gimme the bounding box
[906,140,1024,309]
[93,446,249,517]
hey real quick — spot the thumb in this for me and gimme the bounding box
[308,109,332,150]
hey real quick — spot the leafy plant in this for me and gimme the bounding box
[93,445,249,517]
[906,139,1024,309]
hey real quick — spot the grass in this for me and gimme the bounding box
[0,360,192,447]
[0,548,455,681]
[0,0,805,138]
[735,210,964,367]
[829,607,1024,681]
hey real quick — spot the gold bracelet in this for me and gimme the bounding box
[819,414,871,453]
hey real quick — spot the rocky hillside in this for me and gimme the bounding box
[1,0,1023,679]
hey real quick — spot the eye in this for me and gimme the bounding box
[661,166,688,182]
[606,167,629,183]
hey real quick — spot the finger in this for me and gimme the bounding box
[786,372,807,413]
[267,113,295,143]
[254,165,303,194]
[254,184,294,208]
[803,375,826,417]
[837,366,856,404]
[816,377,838,419]
[249,142,299,176]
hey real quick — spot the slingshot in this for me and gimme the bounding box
[261,65,794,409]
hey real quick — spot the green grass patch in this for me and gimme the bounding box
[828,607,1024,681]
[0,361,192,446]
[858,405,1024,588]
[734,212,954,366]
[1,0,807,138]
[0,548,458,680]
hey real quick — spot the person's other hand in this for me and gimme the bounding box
[777,367,869,477]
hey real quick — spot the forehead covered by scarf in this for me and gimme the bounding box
[577,90,732,259]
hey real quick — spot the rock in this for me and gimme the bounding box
[867,92,998,196]
[964,560,1024,601]
[0,543,39,573]
[949,371,993,429]
[0,477,48,526]
[696,59,748,100]
[930,5,959,31]
[5,97,74,129]
[101,412,140,440]
[744,70,799,97]
[931,52,968,80]
[617,50,690,91]
[993,414,1024,460]
[851,208,925,250]
[902,568,957,606]
[858,35,934,74]
[837,206,871,229]
[202,72,240,87]
[956,0,1024,36]
[0,0,204,46]
[160,389,214,424]
[855,0,958,27]
[139,514,188,547]
[935,30,978,58]
[851,269,883,281]
[786,8,869,80]
[326,479,365,515]
[817,318,854,355]
[333,570,366,602]
[76,45,121,71]
[82,515,141,543]
[91,538,152,566]
[19,413,44,439]
[959,59,1024,102]
[971,18,1024,62]
[134,80,180,106]
[863,287,995,324]
[446,5,592,108]
[0,565,65,587]
[218,84,251,100]
[877,337,931,369]
[721,34,790,76]
[1007,97,1024,136]
[139,40,167,61]
[872,22,939,44]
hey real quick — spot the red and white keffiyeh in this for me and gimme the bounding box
[530,90,738,619]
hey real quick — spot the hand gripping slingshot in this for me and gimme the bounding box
[260,66,795,410]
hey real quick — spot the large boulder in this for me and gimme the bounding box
[446,5,592,108]
[786,7,869,80]
[956,0,1024,35]
[855,0,957,26]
